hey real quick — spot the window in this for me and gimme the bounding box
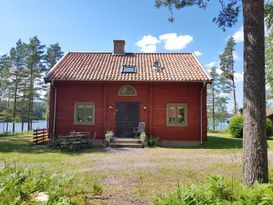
[118,85,137,96]
[122,66,137,73]
[166,103,187,127]
[74,102,95,125]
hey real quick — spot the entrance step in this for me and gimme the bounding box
[110,137,144,148]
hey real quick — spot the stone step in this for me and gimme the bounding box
[110,143,144,148]
[109,138,144,148]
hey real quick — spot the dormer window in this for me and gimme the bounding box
[122,66,137,73]
[153,60,163,72]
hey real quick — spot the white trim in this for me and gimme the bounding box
[192,53,212,81]
[44,51,70,81]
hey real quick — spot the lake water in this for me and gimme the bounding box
[0,120,47,133]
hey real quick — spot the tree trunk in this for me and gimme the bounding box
[212,86,215,130]
[12,79,18,133]
[21,121,24,133]
[242,0,268,185]
[232,77,237,114]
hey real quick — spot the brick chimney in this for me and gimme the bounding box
[113,40,125,55]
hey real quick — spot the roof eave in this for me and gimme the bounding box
[44,51,70,83]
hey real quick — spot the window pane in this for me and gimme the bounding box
[75,103,94,124]
[119,85,137,96]
[167,104,187,126]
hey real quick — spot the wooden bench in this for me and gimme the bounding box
[57,131,96,150]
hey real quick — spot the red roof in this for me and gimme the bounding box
[45,52,211,82]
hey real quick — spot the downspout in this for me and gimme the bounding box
[200,82,206,145]
[52,80,57,142]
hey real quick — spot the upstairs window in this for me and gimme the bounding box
[74,102,95,125]
[118,85,137,96]
[122,66,137,73]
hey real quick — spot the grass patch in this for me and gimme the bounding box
[0,131,33,137]
[1,132,273,204]
[154,175,273,205]
[206,132,273,150]
[205,133,242,149]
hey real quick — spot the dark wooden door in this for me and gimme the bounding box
[116,102,140,138]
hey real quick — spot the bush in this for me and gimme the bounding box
[229,115,244,138]
[147,135,159,147]
[0,165,73,205]
[229,115,273,138]
[154,175,273,205]
[266,118,273,137]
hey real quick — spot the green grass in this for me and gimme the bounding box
[0,132,272,204]
[206,132,273,150]
[0,131,33,137]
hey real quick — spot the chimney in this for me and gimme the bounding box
[113,40,125,55]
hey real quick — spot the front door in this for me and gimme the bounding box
[116,102,140,138]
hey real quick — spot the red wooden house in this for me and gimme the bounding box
[44,40,211,146]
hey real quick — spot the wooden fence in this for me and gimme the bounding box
[33,128,50,145]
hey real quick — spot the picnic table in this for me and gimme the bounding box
[57,131,96,151]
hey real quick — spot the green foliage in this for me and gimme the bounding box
[229,115,273,138]
[140,131,147,143]
[266,118,273,137]
[147,135,159,147]
[105,130,114,142]
[154,175,273,205]
[266,27,273,99]
[0,37,63,131]
[92,183,103,196]
[229,115,243,138]
[207,67,229,130]
[265,2,273,30]
[155,0,240,31]
[45,43,64,70]
[0,166,73,205]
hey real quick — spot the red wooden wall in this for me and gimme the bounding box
[48,81,207,142]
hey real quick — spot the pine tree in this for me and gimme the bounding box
[0,54,11,126]
[25,36,45,131]
[9,39,27,133]
[45,43,64,70]
[219,37,237,114]
[208,67,221,130]
[155,0,268,185]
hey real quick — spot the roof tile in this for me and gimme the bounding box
[45,52,211,82]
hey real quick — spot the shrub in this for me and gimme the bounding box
[92,183,103,196]
[229,115,273,138]
[266,118,273,137]
[154,174,273,205]
[229,115,244,138]
[0,165,73,205]
[147,135,159,147]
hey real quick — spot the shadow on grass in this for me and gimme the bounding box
[204,135,243,149]
[0,136,107,155]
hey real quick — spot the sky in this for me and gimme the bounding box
[0,0,244,110]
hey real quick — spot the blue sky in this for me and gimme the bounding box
[0,0,244,110]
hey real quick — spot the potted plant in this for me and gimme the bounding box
[140,131,147,148]
[104,130,114,147]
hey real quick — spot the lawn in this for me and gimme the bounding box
[1,132,273,204]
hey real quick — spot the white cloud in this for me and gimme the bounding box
[193,51,202,57]
[205,61,217,68]
[233,26,244,43]
[234,72,244,82]
[233,51,239,60]
[159,33,193,50]
[136,35,160,53]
